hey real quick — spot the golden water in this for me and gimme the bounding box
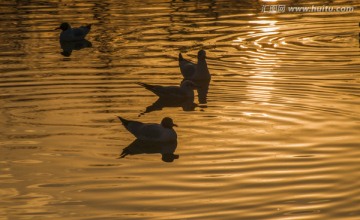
[1,0,359,219]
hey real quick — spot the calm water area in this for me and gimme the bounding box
[1,0,360,219]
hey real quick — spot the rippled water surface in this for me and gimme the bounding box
[1,0,360,219]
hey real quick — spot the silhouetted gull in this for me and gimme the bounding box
[179,50,211,81]
[56,22,91,41]
[117,117,177,142]
[136,80,198,100]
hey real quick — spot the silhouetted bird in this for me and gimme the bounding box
[136,80,198,100]
[117,116,177,142]
[55,22,91,41]
[179,50,211,81]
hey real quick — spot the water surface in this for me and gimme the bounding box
[1,0,360,219]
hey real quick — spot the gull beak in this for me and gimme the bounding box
[55,27,61,30]
[173,124,178,127]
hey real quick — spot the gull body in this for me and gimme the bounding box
[56,22,92,42]
[117,117,177,142]
[179,50,211,81]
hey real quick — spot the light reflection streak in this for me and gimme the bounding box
[232,18,281,107]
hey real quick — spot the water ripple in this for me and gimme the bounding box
[1,0,360,219]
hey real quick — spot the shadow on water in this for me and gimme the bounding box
[139,97,197,116]
[135,78,211,115]
[194,79,210,104]
[60,39,92,57]
[118,139,179,163]
[1,0,359,219]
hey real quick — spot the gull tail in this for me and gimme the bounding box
[179,53,184,61]
[117,116,130,126]
[86,24,92,30]
[136,82,156,91]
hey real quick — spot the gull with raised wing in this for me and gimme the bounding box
[55,22,92,42]
[136,80,197,100]
[117,117,178,142]
[179,50,211,81]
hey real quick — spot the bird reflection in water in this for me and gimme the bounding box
[137,80,198,116]
[55,22,92,57]
[119,139,179,163]
[139,97,197,116]
[193,79,210,104]
[60,39,92,57]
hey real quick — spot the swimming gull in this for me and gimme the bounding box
[117,117,178,142]
[179,50,211,81]
[56,22,92,41]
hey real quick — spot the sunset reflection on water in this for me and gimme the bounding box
[0,0,359,219]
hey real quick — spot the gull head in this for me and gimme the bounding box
[197,50,206,60]
[56,22,70,31]
[161,117,178,128]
